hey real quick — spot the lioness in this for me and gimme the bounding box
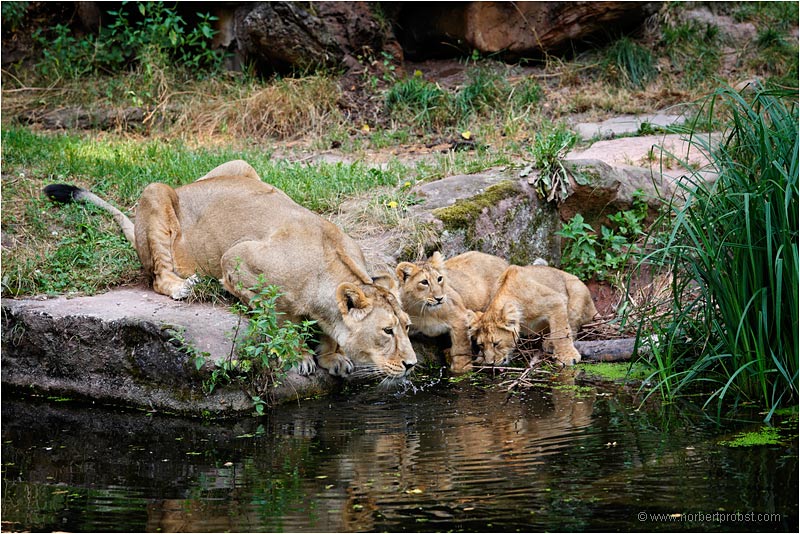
[43,160,416,379]
[396,251,508,373]
[467,265,597,367]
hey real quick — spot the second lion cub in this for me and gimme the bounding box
[396,251,508,372]
[467,265,597,367]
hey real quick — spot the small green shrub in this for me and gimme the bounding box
[197,276,318,413]
[526,123,578,203]
[32,1,224,81]
[453,65,509,118]
[660,20,721,88]
[557,193,648,281]
[604,37,656,89]
[1,1,28,31]
[385,74,450,128]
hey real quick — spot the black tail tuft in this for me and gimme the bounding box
[43,184,82,203]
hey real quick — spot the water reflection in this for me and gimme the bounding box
[2,376,797,532]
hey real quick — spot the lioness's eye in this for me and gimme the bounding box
[420,279,429,286]
[383,327,394,335]
[437,276,443,283]
[493,341,500,348]
[478,343,485,351]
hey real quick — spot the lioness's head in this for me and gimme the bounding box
[395,251,448,313]
[335,279,417,379]
[466,304,521,366]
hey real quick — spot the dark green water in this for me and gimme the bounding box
[2,376,797,532]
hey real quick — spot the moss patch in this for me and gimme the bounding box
[432,180,520,229]
[720,426,782,448]
[577,361,650,382]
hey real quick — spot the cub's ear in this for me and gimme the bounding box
[336,283,372,321]
[395,262,418,283]
[465,310,481,334]
[500,302,522,333]
[430,251,445,270]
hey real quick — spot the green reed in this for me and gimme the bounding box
[636,84,798,421]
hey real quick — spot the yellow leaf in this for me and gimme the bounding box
[414,70,423,77]
[361,124,370,133]
[461,130,472,140]
[387,200,398,209]
[405,488,423,494]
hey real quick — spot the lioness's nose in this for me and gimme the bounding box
[434,296,444,303]
[403,361,416,371]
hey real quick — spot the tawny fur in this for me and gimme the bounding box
[45,160,416,379]
[396,251,508,373]
[467,265,597,367]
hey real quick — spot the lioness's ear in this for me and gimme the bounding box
[500,302,522,332]
[336,283,372,321]
[372,271,398,292]
[430,251,445,270]
[395,262,418,282]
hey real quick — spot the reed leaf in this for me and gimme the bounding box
[634,84,798,421]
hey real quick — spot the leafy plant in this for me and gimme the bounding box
[199,276,318,413]
[526,123,578,203]
[32,1,224,81]
[1,1,28,31]
[557,193,649,281]
[634,84,798,421]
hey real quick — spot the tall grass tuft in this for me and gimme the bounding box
[636,84,798,421]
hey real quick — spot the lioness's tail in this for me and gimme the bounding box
[43,184,136,246]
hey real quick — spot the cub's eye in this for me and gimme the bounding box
[383,327,394,335]
[477,343,485,351]
[420,279,429,286]
[405,323,410,333]
[437,276,443,283]
[493,341,500,348]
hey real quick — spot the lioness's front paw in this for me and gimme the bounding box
[171,274,199,300]
[295,353,317,376]
[317,352,354,377]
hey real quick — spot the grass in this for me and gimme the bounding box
[633,84,798,422]
[0,128,411,296]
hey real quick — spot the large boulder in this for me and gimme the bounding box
[388,1,661,60]
[232,2,400,72]
[409,169,563,265]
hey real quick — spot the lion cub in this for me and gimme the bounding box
[396,251,508,373]
[467,265,597,367]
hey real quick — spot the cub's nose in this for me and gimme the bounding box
[434,296,444,304]
[403,361,416,371]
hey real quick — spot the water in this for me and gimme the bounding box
[2,376,797,532]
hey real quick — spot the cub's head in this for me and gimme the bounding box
[466,303,521,367]
[335,277,416,379]
[395,251,448,314]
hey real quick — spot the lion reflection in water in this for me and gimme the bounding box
[145,380,594,532]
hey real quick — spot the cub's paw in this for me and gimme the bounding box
[170,274,200,300]
[554,346,582,367]
[448,353,474,374]
[317,352,354,377]
[294,353,317,376]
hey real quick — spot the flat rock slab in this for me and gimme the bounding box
[573,113,686,141]
[1,286,339,417]
[567,133,718,175]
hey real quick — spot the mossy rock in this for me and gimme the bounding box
[414,171,562,265]
[432,180,520,229]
